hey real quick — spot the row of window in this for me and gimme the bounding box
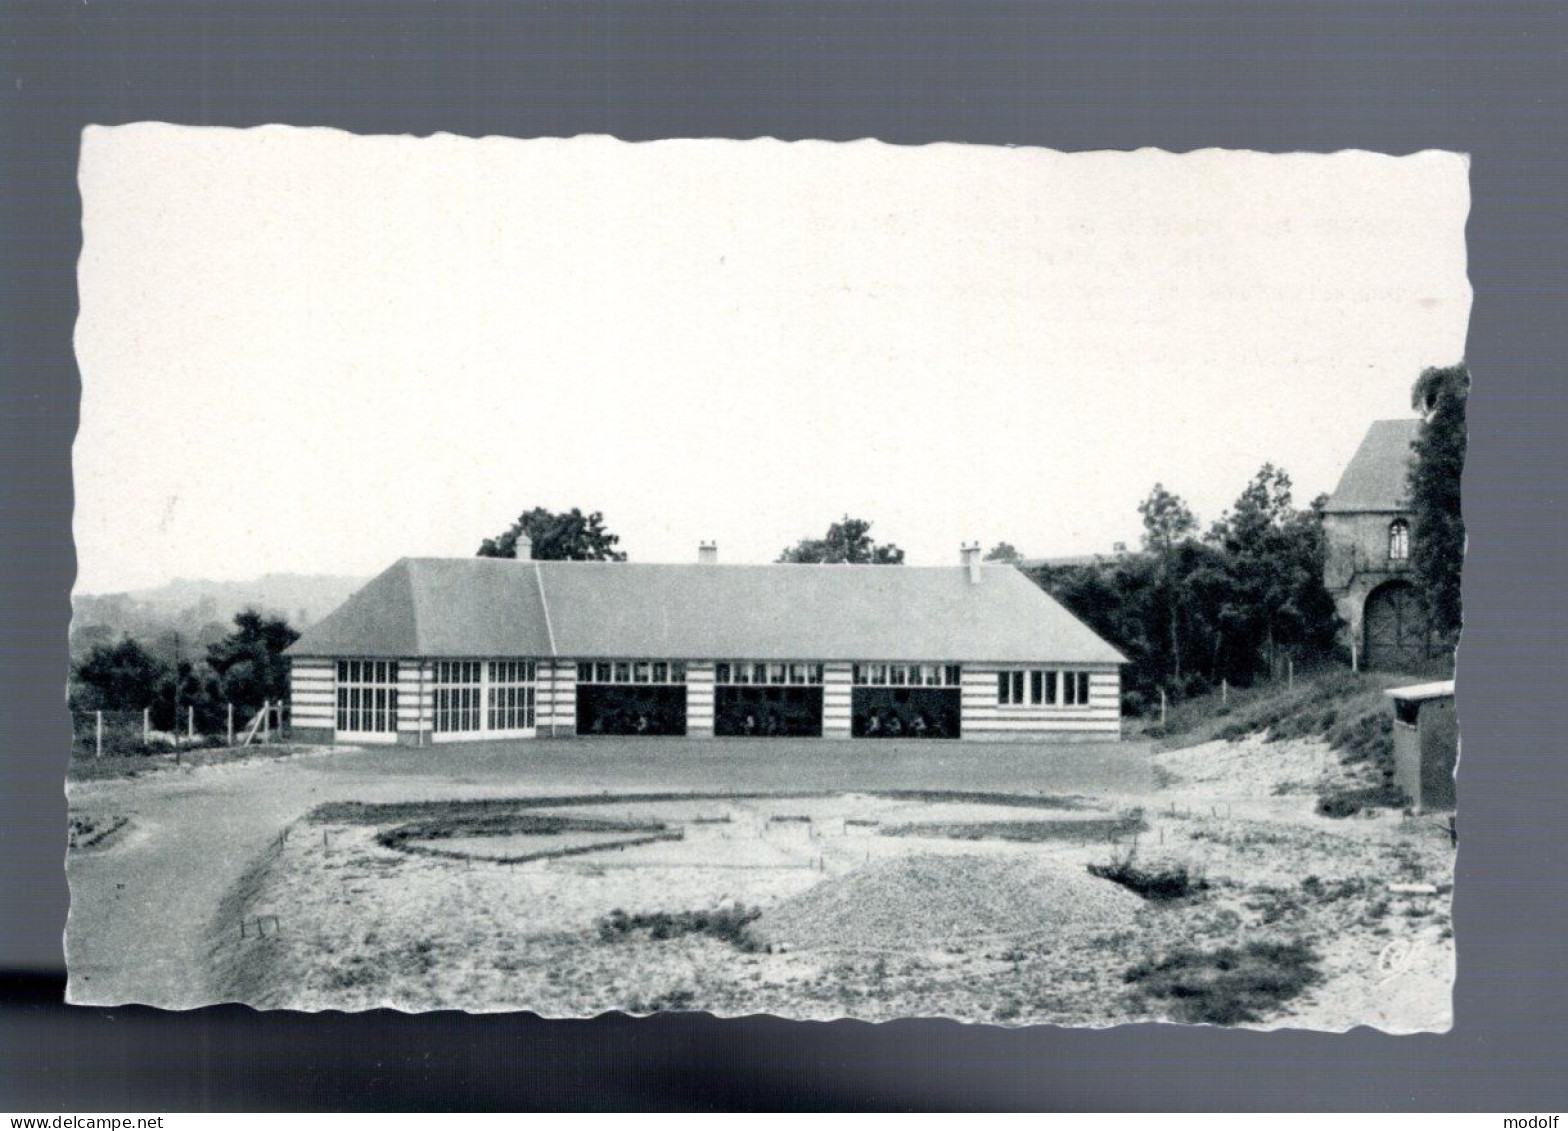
[575,660,689,685]
[997,670,1093,707]
[715,662,826,686]
[337,659,399,686]
[852,664,963,687]
[337,686,399,733]
[429,686,540,734]
[431,660,539,686]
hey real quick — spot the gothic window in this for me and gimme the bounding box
[1388,519,1411,561]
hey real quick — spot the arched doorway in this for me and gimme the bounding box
[1363,580,1429,672]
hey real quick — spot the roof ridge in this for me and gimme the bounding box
[533,560,558,657]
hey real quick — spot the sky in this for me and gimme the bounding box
[74,127,1471,593]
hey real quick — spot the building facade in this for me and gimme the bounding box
[1322,418,1431,671]
[285,545,1125,745]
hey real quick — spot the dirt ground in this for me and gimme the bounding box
[64,736,1149,1008]
[66,733,1453,1029]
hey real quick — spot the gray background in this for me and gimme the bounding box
[2,0,1565,1111]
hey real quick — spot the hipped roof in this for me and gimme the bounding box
[287,557,1126,665]
[1324,418,1420,514]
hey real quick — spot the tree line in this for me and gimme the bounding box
[72,610,299,731]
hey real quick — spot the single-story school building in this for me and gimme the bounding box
[285,544,1126,744]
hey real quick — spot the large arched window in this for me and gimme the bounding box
[1388,519,1411,561]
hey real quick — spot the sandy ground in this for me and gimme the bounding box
[66,732,1454,1029]
[64,736,1149,1008]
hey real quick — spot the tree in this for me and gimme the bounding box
[1408,363,1468,642]
[206,609,300,707]
[1138,484,1198,685]
[1032,469,1344,712]
[1204,467,1339,681]
[777,515,905,564]
[72,637,166,711]
[984,542,1024,565]
[478,507,628,561]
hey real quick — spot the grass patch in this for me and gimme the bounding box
[68,814,129,850]
[884,814,1146,844]
[1124,939,1322,1025]
[1315,782,1407,819]
[68,742,318,783]
[873,789,1085,810]
[597,903,763,950]
[371,810,679,864]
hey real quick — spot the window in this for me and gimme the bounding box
[336,658,400,734]
[853,664,962,686]
[718,661,823,685]
[996,668,1089,707]
[487,660,537,732]
[576,661,687,685]
[997,670,1026,705]
[432,660,481,734]
[1063,671,1091,706]
[1389,519,1411,561]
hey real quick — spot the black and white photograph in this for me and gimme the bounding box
[64,126,1469,1030]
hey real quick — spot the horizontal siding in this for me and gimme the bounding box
[397,660,429,733]
[960,663,1120,737]
[686,661,715,735]
[542,660,576,730]
[822,662,853,737]
[291,659,336,731]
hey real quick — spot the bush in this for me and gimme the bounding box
[1088,854,1207,901]
[1125,939,1321,1025]
[1316,782,1407,819]
[597,903,763,950]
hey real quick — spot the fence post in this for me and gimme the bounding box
[227,702,234,746]
[1221,679,1228,705]
[142,707,150,748]
[1288,657,1294,690]
[187,706,194,741]
[1351,640,1359,674]
[96,711,103,759]
[263,699,271,742]
[1159,687,1167,727]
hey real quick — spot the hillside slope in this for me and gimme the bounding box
[1139,671,1422,815]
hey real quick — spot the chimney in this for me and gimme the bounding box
[1112,541,1127,555]
[516,534,533,560]
[960,542,982,583]
[698,541,718,565]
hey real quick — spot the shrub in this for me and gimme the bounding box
[597,903,763,950]
[1316,782,1406,819]
[1125,939,1321,1025]
[1088,853,1207,901]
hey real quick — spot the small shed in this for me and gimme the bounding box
[1385,680,1458,813]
